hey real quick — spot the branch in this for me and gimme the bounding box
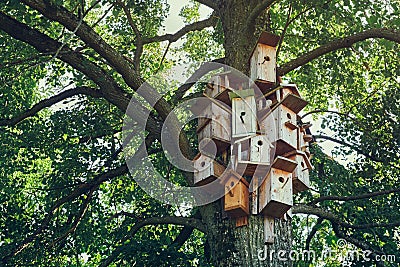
[331,223,385,267]
[173,57,225,103]
[100,216,206,267]
[0,11,160,136]
[194,0,219,10]
[1,165,128,264]
[305,217,324,250]
[293,205,400,230]
[313,134,383,162]
[278,28,400,75]
[142,15,218,44]
[309,187,400,205]
[246,0,278,30]
[0,87,101,127]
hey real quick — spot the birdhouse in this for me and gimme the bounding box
[297,123,312,158]
[195,100,231,155]
[223,169,250,218]
[250,32,280,92]
[204,71,249,105]
[231,89,257,138]
[260,102,298,156]
[259,156,297,218]
[283,150,313,193]
[233,135,273,176]
[264,84,308,114]
[193,153,225,185]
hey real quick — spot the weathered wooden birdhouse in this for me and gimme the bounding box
[204,71,248,105]
[193,153,225,185]
[264,84,308,114]
[283,150,313,193]
[259,156,297,218]
[230,89,257,138]
[297,121,312,158]
[260,102,298,155]
[223,169,250,218]
[233,135,273,176]
[195,100,231,155]
[250,32,280,92]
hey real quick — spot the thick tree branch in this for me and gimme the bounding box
[278,28,400,75]
[100,216,206,267]
[0,87,101,127]
[314,134,383,162]
[173,57,225,103]
[142,15,219,44]
[0,11,160,137]
[194,0,219,10]
[246,0,278,30]
[293,205,400,230]
[309,187,400,205]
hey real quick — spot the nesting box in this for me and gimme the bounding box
[297,124,312,158]
[231,90,257,138]
[204,72,249,105]
[259,156,297,218]
[284,150,313,193]
[234,135,273,176]
[193,153,225,185]
[223,169,250,218]
[250,32,280,92]
[261,102,298,155]
[195,101,231,154]
[263,84,308,114]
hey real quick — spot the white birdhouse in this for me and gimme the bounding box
[250,32,280,92]
[195,100,231,154]
[284,150,313,193]
[193,153,225,185]
[231,90,257,138]
[259,156,298,218]
[264,84,308,114]
[260,102,298,156]
[233,135,273,176]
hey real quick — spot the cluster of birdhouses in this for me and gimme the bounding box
[192,32,313,235]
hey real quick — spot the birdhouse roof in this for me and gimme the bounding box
[283,150,313,170]
[271,156,298,173]
[257,31,280,47]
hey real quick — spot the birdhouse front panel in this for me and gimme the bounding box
[259,168,293,218]
[250,44,276,84]
[261,104,298,155]
[284,151,312,194]
[197,102,231,154]
[232,96,257,138]
[193,154,225,185]
[234,135,272,176]
[223,170,250,218]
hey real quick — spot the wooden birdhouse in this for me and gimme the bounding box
[193,153,225,185]
[297,121,312,158]
[204,71,249,105]
[230,89,257,138]
[250,32,280,92]
[260,102,298,155]
[195,100,231,155]
[223,169,250,218]
[264,84,308,114]
[283,150,313,194]
[259,156,297,218]
[233,135,273,176]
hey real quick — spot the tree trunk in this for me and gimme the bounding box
[200,1,293,266]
